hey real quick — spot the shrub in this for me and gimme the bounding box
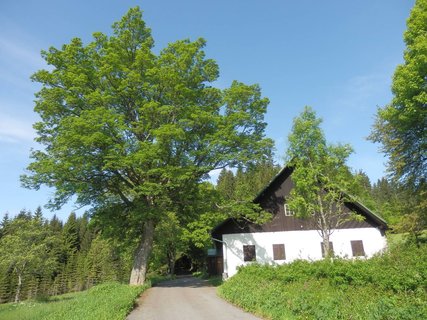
[219,243,427,319]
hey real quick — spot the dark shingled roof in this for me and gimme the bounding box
[212,165,388,236]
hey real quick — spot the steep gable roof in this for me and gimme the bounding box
[212,165,388,237]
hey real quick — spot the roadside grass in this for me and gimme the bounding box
[147,273,175,286]
[192,271,223,287]
[207,276,223,287]
[218,242,427,320]
[0,282,148,320]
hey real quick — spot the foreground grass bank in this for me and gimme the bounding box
[0,282,147,320]
[219,243,427,319]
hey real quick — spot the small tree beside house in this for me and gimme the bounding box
[286,106,364,257]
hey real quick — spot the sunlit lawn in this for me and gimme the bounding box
[0,282,147,320]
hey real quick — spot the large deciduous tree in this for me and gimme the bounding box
[370,0,426,188]
[369,0,426,238]
[286,107,362,257]
[22,7,272,284]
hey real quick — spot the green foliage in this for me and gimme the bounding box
[150,211,184,274]
[0,209,132,304]
[0,282,147,320]
[370,177,405,225]
[286,107,362,255]
[21,4,273,227]
[370,0,427,188]
[21,6,273,283]
[369,0,426,241]
[62,213,79,254]
[147,166,279,276]
[0,215,59,302]
[85,236,121,286]
[350,174,426,244]
[207,276,223,287]
[214,161,280,227]
[219,242,427,319]
[351,170,377,210]
[216,161,280,201]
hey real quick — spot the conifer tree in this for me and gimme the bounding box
[0,217,58,302]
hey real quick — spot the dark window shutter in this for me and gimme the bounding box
[273,244,286,260]
[351,240,365,257]
[321,242,334,257]
[243,245,256,261]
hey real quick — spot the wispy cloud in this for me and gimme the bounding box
[0,71,38,92]
[323,71,393,136]
[334,73,391,113]
[0,35,47,93]
[0,36,45,70]
[344,74,390,107]
[0,113,35,143]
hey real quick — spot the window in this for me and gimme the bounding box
[321,242,334,257]
[273,244,286,260]
[351,240,365,257]
[243,245,256,261]
[284,203,294,216]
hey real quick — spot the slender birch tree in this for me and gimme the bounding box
[286,107,362,257]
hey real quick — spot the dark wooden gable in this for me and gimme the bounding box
[212,166,388,238]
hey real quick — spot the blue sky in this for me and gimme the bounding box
[0,0,414,220]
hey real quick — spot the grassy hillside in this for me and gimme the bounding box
[0,282,147,320]
[219,242,427,320]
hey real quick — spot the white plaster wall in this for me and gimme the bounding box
[222,227,387,277]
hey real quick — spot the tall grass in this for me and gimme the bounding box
[0,282,147,320]
[219,242,427,319]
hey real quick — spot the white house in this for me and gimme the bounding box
[209,166,388,278]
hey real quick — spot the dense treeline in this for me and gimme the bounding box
[0,208,130,303]
[354,171,425,243]
[0,161,282,304]
[0,159,420,304]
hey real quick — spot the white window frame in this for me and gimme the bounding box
[284,203,294,216]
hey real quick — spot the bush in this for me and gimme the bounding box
[219,243,427,319]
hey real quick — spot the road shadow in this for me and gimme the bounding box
[154,276,211,288]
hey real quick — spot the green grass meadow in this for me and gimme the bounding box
[0,282,147,320]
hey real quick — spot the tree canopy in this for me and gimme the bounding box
[286,107,362,256]
[370,0,427,189]
[369,0,427,239]
[22,7,273,284]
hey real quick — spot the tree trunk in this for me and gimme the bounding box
[167,249,176,275]
[14,273,22,303]
[129,220,155,285]
[321,233,332,258]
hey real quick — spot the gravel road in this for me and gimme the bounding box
[126,276,262,320]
